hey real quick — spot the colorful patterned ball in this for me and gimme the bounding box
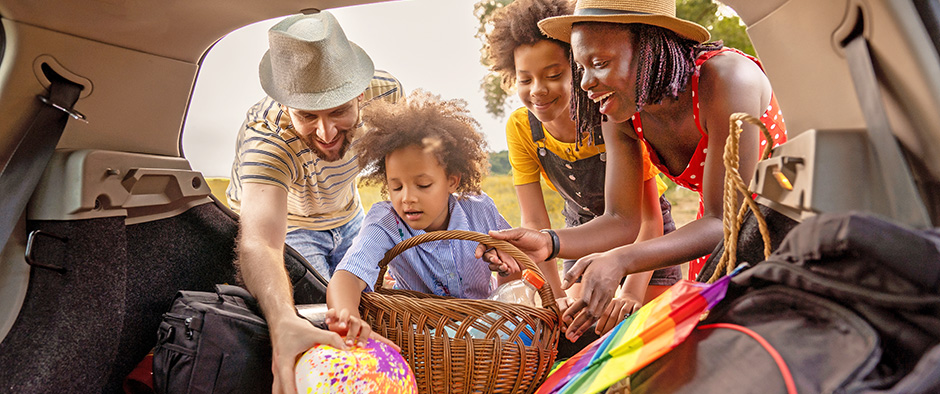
[295,338,417,394]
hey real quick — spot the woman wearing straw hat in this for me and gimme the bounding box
[482,0,683,342]
[487,0,788,342]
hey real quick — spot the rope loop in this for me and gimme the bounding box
[708,113,774,283]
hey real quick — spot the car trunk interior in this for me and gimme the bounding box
[0,0,939,392]
[725,0,940,225]
[0,0,351,391]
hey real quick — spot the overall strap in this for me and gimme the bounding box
[527,110,545,142]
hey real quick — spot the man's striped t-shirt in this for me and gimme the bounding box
[227,70,402,231]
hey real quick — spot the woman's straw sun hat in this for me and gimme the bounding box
[538,0,710,43]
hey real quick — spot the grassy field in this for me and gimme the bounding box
[359,174,700,229]
[210,175,699,277]
[210,174,700,231]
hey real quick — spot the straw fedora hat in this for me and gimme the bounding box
[259,11,375,111]
[538,0,710,43]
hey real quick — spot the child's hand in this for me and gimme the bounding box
[476,245,521,277]
[324,308,401,352]
[595,295,641,335]
[561,250,629,342]
[555,296,575,331]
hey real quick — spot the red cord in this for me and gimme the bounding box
[698,323,798,394]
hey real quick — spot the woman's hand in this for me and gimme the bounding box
[487,227,553,263]
[560,250,631,342]
[475,245,522,277]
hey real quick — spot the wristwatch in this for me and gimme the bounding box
[540,229,560,261]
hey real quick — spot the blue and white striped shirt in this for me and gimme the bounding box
[336,193,511,299]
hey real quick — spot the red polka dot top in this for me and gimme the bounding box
[630,48,788,280]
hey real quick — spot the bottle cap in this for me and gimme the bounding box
[522,269,545,289]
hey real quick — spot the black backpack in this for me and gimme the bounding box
[152,285,272,394]
[632,212,940,393]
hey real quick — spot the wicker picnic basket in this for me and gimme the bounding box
[359,230,560,394]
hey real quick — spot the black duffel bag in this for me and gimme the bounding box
[152,285,272,394]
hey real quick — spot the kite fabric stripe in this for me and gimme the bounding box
[536,270,737,394]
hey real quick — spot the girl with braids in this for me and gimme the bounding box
[483,0,681,339]
[488,0,788,342]
[327,91,521,332]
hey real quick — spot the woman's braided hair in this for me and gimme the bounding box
[572,23,722,134]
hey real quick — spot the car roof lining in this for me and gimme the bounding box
[0,0,397,164]
[0,0,393,63]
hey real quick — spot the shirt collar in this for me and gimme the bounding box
[445,194,468,231]
[412,194,464,252]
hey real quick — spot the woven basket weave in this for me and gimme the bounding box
[359,230,560,394]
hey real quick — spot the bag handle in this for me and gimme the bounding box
[707,113,774,283]
[214,284,261,312]
[373,230,557,310]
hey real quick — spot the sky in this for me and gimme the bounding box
[181,0,520,177]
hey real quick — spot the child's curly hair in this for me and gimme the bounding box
[484,0,574,91]
[356,90,489,198]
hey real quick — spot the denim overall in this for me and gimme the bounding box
[527,111,681,285]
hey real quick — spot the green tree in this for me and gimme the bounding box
[474,0,754,117]
[474,0,515,118]
[488,150,512,175]
[676,0,754,56]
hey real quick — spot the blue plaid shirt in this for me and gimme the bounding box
[336,193,510,299]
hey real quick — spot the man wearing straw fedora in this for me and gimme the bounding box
[226,11,402,393]
[489,0,788,342]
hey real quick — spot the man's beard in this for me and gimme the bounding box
[303,128,355,162]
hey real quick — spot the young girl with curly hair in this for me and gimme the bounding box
[326,91,520,329]
[484,0,680,338]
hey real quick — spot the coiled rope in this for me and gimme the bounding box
[707,113,775,283]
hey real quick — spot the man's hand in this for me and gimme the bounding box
[560,250,629,342]
[487,228,553,263]
[269,315,345,394]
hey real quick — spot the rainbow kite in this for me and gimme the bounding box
[536,267,741,394]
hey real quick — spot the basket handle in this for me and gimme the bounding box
[374,229,558,310]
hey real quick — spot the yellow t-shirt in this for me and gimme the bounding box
[505,107,667,195]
